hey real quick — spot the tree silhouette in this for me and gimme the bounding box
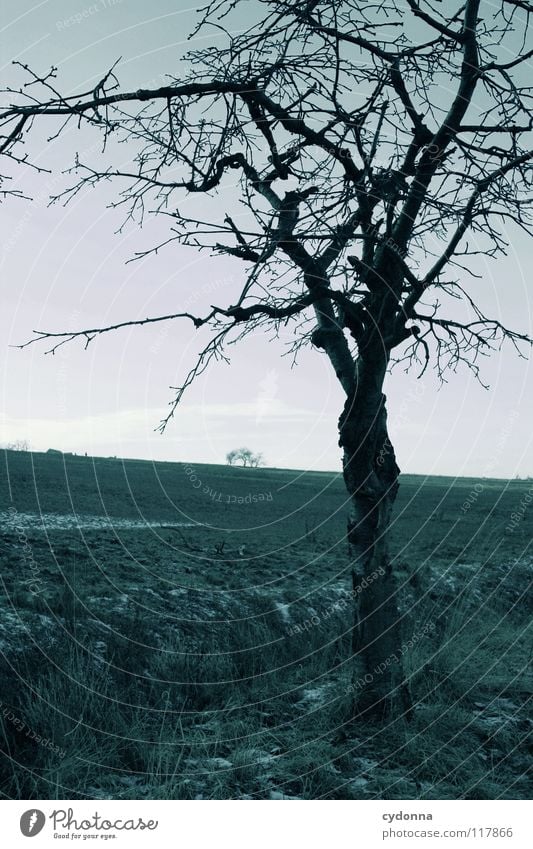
[5,440,30,452]
[226,447,264,467]
[2,0,532,717]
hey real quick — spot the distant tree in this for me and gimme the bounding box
[249,452,264,469]
[2,0,532,717]
[226,447,264,468]
[226,449,239,466]
[6,439,30,452]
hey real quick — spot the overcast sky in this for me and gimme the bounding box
[1,0,532,478]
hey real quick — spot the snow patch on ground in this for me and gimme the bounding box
[1,510,199,532]
[274,601,291,624]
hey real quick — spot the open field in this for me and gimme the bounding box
[0,449,531,799]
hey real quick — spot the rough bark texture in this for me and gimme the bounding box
[339,357,411,719]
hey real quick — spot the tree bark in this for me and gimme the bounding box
[339,358,411,720]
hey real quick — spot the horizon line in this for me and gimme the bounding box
[3,446,531,483]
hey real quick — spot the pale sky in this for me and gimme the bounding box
[1,0,532,478]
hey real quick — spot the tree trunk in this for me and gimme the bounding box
[339,361,411,720]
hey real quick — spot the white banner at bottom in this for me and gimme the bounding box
[1,799,530,848]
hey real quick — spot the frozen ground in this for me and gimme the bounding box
[1,509,199,532]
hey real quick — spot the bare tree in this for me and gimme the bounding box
[226,447,264,467]
[249,452,265,469]
[226,449,240,467]
[6,440,30,452]
[2,0,532,717]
